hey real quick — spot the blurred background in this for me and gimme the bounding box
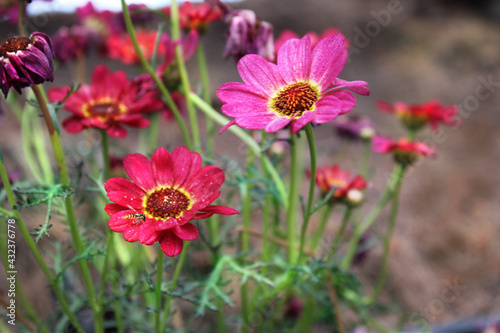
[1,0,500,331]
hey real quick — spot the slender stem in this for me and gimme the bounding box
[170,0,200,149]
[298,124,317,262]
[31,85,103,332]
[239,227,315,256]
[121,0,192,149]
[366,165,405,304]
[325,206,353,262]
[360,138,371,179]
[148,112,161,153]
[0,157,86,333]
[155,246,164,333]
[327,271,346,333]
[340,164,405,270]
[287,133,299,265]
[309,203,334,253]
[159,243,189,332]
[17,0,26,37]
[196,43,215,151]
[189,92,288,209]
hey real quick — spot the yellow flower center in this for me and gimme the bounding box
[271,82,319,117]
[82,98,127,121]
[144,187,192,220]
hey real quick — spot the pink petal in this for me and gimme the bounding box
[221,102,272,117]
[290,112,314,134]
[265,115,293,133]
[154,217,178,231]
[159,230,184,257]
[124,153,156,192]
[186,166,224,195]
[194,205,239,219]
[48,86,71,103]
[138,220,161,245]
[151,147,175,186]
[237,54,285,96]
[235,114,278,130]
[172,147,201,187]
[219,119,236,133]
[277,36,311,84]
[217,82,268,104]
[106,123,128,138]
[62,116,84,133]
[172,223,199,241]
[123,225,140,242]
[105,177,145,197]
[104,203,127,216]
[107,191,144,210]
[333,78,370,96]
[108,210,138,232]
[309,33,346,91]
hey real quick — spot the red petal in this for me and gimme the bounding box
[138,220,161,245]
[172,146,201,187]
[107,191,144,210]
[104,177,145,198]
[106,123,128,138]
[123,225,140,242]
[151,147,175,186]
[159,231,184,257]
[62,116,84,133]
[108,210,136,232]
[172,223,199,241]
[123,153,156,192]
[48,86,71,103]
[104,203,127,216]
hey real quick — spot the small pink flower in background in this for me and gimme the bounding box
[274,28,350,60]
[217,34,369,134]
[164,0,226,34]
[0,32,54,98]
[104,147,239,257]
[333,115,375,141]
[372,135,436,166]
[52,25,98,63]
[223,9,275,62]
[307,164,367,205]
[48,65,163,138]
[106,30,168,65]
[377,99,459,132]
[77,2,123,38]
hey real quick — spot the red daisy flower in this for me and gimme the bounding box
[48,65,163,138]
[376,99,459,132]
[164,1,225,34]
[372,135,436,166]
[104,147,239,257]
[308,164,367,205]
[105,29,168,65]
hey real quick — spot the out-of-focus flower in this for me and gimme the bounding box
[274,28,350,61]
[334,115,375,141]
[352,231,372,265]
[48,65,163,138]
[0,32,54,98]
[372,135,436,166]
[164,0,225,34]
[377,99,459,132]
[104,147,239,257]
[122,4,155,27]
[106,29,168,65]
[0,170,21,189]
[223,9,275,62]
[217,34,369,134]
[52,25,98,63]
[284,297,303,320]
[308,164,367,205]
[77,2,123,38]
[0,0,18,24]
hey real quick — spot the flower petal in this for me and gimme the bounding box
[105,177,145,198]
[108,210,138,232]
[124,153,156,192]
[106,123,128,138]
[194,205,239,219]
[151,147,175,186]
[104,203,127,216]
[172,146,202,187]
[290,112,314,134]
[138,219,161,245]
[172,223,199,241]
[217,82,268,104]
[159,230,184,257]
[277,36,311,84]
[237,54,285,95]
[309,33,346,90]
[265,115,293,133]
[154,217,178,231]
[123,224,140,242]
[62,116,84,133]
[333,78,370,96]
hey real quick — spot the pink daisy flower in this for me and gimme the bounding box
[376,99,459,132]
[48,65,163,138]
[217,34,369,134]
[372,135,436,166]
[104,147,239,257]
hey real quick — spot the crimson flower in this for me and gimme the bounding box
[0,32,54,98]
[372,135,435,166]
[52,25,98,63]
[217,34,369,134]
[106,30,168,65]
[308,164,367,205]
[48,65,163,137]
[377,99,459,132]
[104,147,239,257]
[164,1,225,34]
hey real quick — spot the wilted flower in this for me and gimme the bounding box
[217,34,369,134]
[52,25,98,63]
[104,147,239,257]
[377,99,459,132]
[274,28,349,60]
[48,65,163,137]
[0,32,54,98]
[106,30,169,65]
[164,0,225,34]
[307,164,367,205]
[223,9,275,62]
[333,115,375,141]
[372,135,435,166]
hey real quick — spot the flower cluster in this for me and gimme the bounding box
[104,147,238,256]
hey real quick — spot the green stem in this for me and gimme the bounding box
[309,203,334,253]
[0,156,85,333]
[120,0,192,149]
[170,0,200,149]
[287,133,300,265]
[17,0,26,37]
[189,92,288,209]
[360,138,371,179]
[325,206,353,262]
[159,242,190,332]
[365,165,405,304]
[31,85,103,333]
[298,124,317,262]
[340,164,405,270]
[148,112,161,153]
[196,43,215,153]
[155,246,164,333]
